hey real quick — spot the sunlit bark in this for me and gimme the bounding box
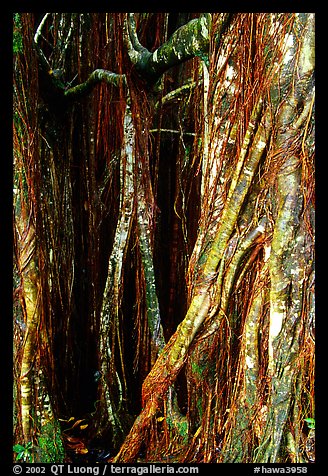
[16,223,40,443]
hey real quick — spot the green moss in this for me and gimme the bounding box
[191,360,204,376]
[37,420,65,463]
[13,14,23,54]
[166,414,189,444]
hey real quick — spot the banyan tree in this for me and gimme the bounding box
[13,13,315,464]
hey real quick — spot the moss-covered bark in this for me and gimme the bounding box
[64,70,126,98]
[137,185,165,357]
[127,13,216,84]
[14,12,315,464]
[97,103,135,443]
[255,16,314,462]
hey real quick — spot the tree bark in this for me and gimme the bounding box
[126,14,231,85]
[14,12,315,465]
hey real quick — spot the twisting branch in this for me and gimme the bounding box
[64,69,127,98]
[33,13,51,71]
[124,13,149,66]
[127,13,151,55]
[34,14,126,98]
[126,13,215,84]
[155,80,202,108]
[34,13,215,99]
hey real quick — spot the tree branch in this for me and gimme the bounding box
[128,13,215,84]
[34,15,126,98]
[155,80,202,108]
[64,69,127,98]
[127,13,150,54]
[33,13,52,71]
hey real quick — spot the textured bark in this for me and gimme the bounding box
[127,13,216,83]
[17,223,40,443]
[14,13,315,465]
[256,16,314,462]
[97,103,135,443]
[112,98,272,462]
[64,70,126,98]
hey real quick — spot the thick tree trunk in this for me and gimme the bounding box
[14,12,315,465]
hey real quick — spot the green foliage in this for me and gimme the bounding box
[13,14,23,54]
[13,442,33,462]
[37,420,65,463]
[13,420,65,463]
[304,417,315,430]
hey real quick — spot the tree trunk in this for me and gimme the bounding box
[13,12,315,464]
